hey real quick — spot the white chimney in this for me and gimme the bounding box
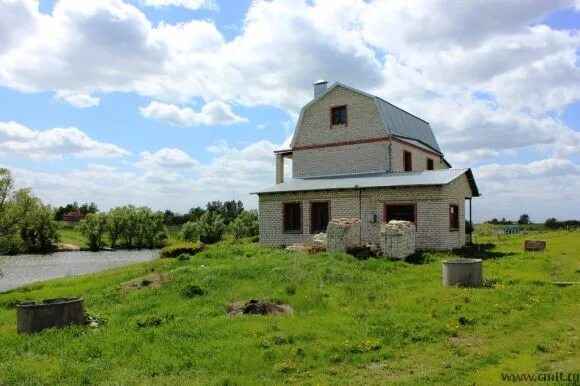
[313,79,328,98]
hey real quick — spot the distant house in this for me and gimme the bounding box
[63,211,84,222]
[254,81,480,250]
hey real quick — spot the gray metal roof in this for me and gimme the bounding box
[375,97,441,153]
[255,169,480,196]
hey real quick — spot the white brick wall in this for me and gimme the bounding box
[258,174,473,251]
[293,142,389,177]
[390,140,448,172]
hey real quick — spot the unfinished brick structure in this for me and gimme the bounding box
[255,81,479,251]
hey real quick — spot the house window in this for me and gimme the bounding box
[283,202,302,233]
[330,105,347,126]
[385,204,415,223]
[427,158,434,170]
[404,151,412,171]
[449,204,460,231]
[310,201,330,233]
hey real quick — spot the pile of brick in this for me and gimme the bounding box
[327,218,361,253]
[380,220,416,260]
[312,232,327,247]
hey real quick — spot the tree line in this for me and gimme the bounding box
[0,168,259,254]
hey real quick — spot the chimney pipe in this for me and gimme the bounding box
[313,79,328,98]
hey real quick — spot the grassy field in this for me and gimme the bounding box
[0,231,578,385]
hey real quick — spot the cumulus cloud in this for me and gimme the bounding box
[55,91,100,108]
[0,121,130,159]
[136,148,199,169]
[473,158,580,221]
[6,138,288,211]
[142,0,217,10]
[139,101,247,126]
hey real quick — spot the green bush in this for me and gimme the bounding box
[181,284,206,298]
[159,242,204,258]
[198,211,226,244]
[230,210,259,239]
[179,221,200,242]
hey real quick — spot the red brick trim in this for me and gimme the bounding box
[293,137,388,151]
[292,136,441,158]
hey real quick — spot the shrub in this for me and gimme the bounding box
[177,253,190,261]
[198,211,226,244]
[179,221,200,242]
[181,284,206,298]
[230,210,259,239]
[160,242,204,258]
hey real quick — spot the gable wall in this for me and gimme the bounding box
[292,85,388,177]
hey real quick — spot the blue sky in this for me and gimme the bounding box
[0,0,579,222]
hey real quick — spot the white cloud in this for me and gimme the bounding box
[55,91,100,108]
[473,158,580,222]
[0,121,130,159]
[5,137,288,211]
[139,100,247,126]
[136,148,199,169]
[142,0,217,11]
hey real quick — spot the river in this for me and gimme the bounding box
[0,250,159,293]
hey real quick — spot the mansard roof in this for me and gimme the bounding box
[290,82,442,154]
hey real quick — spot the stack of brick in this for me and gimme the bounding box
[327,218,361,253]
[380,220,416,260]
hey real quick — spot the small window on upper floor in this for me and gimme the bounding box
[330,105,347,126]
[404,151,412,171]
[427,158,434,170]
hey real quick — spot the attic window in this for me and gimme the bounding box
[427,158,434,170]
[330,105,347,126]
[404,151,412,171]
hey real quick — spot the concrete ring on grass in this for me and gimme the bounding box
[442,258,483,288]
[16,297,86,333]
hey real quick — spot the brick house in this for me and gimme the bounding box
[254,81,479,250]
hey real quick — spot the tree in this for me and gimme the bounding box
[79,202,98,216]
[230,210,259,239]
[19,202,59,253]
[188,207,205,222]
[198,211,226,244]
[0,168,36,254]
[107,207,126,248]
[179,221,201,242]
[79,213,108,251]
[545,218,559,229]
[518,214,530,225]
[134,208,165,249]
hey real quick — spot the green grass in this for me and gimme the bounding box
[0,231,578,385]
[57,227,90,249]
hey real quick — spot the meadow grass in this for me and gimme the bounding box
[0,231,578,385]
